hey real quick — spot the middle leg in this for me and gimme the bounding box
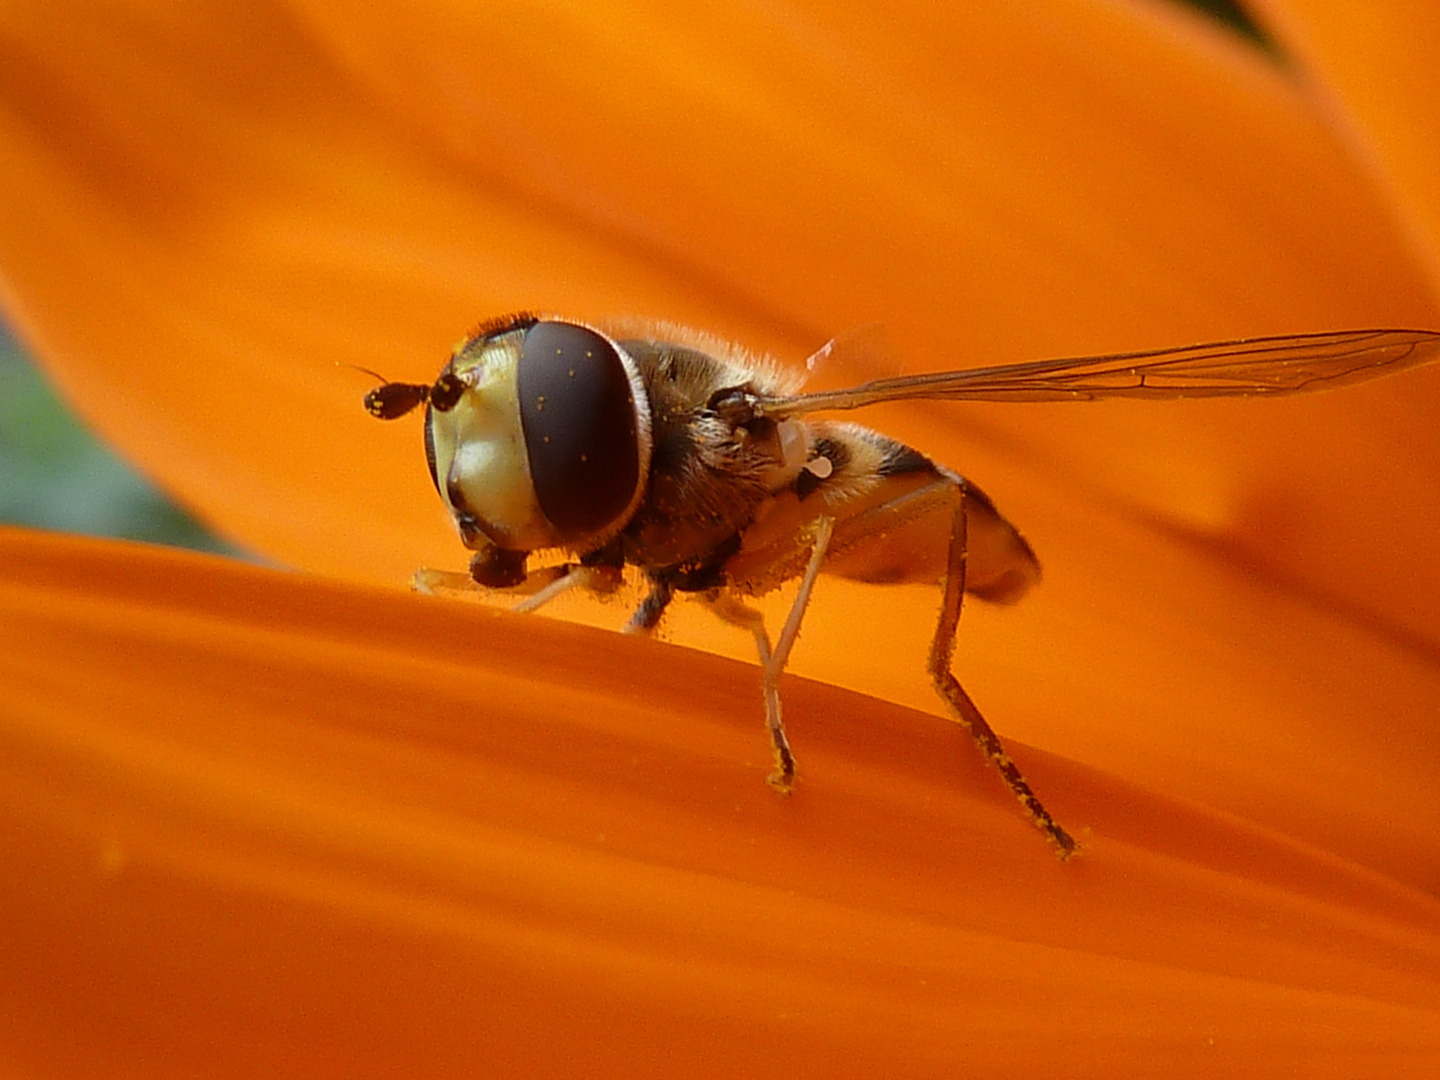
[706,516,835,791]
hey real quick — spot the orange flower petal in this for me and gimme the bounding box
[2,0,1439,888]
[0,2,1434,605]
[3,527,1438,1075]
[1251,1,1440,292]
[294,0,1436,337]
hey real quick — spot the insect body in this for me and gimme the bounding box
[366,314,1440,857]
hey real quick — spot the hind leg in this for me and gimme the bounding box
[926,479,1077,858]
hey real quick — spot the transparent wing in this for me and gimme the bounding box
[756,328,1440,417]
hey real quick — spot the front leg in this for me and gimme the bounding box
[415,542,530,595]
[412,542,621,614]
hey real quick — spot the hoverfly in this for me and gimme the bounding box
[365,314,1440,857]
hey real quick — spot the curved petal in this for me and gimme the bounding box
[2,527,1438,1075]
[1250,1,1440,293]
[0,2,1435,611]
[1,1,1439,891]
[294,0,1436,340]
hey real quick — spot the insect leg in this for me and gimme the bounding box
[705,595,791,788]
[931,481,1078,858]
[411,567,480,594]
[512,565,610,614]
[624,575,674,634]
[412,561,621,616]
[707,516,835,792]
[773,515,835,675]
[412,562,571,597]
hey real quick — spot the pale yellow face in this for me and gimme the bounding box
[428,330,558,551]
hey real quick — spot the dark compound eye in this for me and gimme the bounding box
[517,321,642,542]
[422,407,441,496]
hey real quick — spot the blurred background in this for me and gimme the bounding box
[0,0,1263,556]
[0,321,232,553]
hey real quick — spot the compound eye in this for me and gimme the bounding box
[517,321,643,542]
[422,407,441,495]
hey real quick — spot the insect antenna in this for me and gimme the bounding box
[364,380,432,419]
[344,364,433,420]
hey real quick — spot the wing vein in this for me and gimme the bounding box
[756,328,1440,416]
